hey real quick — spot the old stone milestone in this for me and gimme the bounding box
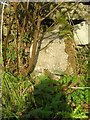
[35,30,75,76]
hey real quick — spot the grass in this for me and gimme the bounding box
[2,71,89,120]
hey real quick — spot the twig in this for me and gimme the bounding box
[41,2,64,21]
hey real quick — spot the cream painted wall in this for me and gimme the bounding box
[74,21,90,45]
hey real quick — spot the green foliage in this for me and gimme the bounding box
[0,57,3,64]
[57,12,73,38]
[88,60,90,70]
[77,46,89,76]
[2,72,33,119]
[2,72,89,119]
[22,32,30,43]
[3,44,17,61]
[2,2,89,120]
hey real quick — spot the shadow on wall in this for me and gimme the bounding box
[20,76,72,120]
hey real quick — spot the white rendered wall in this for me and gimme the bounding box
[74,21,90,45]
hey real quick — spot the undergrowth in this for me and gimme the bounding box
[76,45,90,77]
[2,71,89,120]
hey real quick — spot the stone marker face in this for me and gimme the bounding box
[35,32,68,74]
